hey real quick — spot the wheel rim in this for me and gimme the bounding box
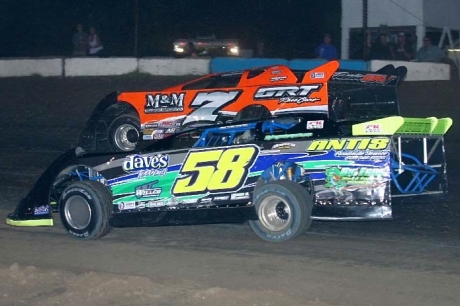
[64,195,92,230]
[258,195,292,232]
[113,124,138,151]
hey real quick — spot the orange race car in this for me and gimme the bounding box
[77,60,405,152]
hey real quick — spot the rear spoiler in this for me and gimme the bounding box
[352,116,453,136]
[352,116,452,197]
[328,65,408,123]
[331,64,408,87]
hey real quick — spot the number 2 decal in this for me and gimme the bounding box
[182,90,242,126]
[172,145,259,196]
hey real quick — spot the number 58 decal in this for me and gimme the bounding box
[172,145,259,196]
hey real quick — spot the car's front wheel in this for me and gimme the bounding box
[108,113,140,152]
[249,180,313,242]
[59,181,113,240]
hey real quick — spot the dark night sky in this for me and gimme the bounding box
[0,0,341,58]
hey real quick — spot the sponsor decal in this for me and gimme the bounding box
[135,182,162,198]
[34,205,49,216]
[136,188,162,198]
[334,150,389,161]
[199,197,213,204]
[271,143,296,150]
[164,197,179,206]
[365,124,381,133]
[265,133,313,141]
[306,120,324,129]
[332,72,397,84]
[271,70,282,75]
[230,192,250,200]
[145,92,185,113]
[307,138,390,151]
[180,199,198,204]
[123,154,169,177]
[324,167,388,189]
[361,74,397,84]
[165,128,176,134]
[219,123,250,129]
[311,72,325,79]
[254,85,322,104]
[69,231,89,238]
[158,120,178,127]
[145,123,159,128]
[123,154,169,171]
[143,129,164,140]
[146,199,165,208]
[118,202,136,211]
[145,120,182,129]
[270,76,287,82]
[332,72,364,82]
[136,202,146,209]
[143,128,163,135]
[213,195,230,201]
[143,129,154,135]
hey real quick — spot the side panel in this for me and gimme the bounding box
[259,137,392,220]
[96,145,261,212]
[118,63,340,141]
[95,136,391,220]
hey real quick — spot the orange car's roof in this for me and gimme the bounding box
[164,61,340,91]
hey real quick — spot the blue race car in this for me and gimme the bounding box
[6,112,452,242]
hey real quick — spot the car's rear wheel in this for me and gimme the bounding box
[249,180,312,242]
[59,181,112,240]
[108,113,140,152]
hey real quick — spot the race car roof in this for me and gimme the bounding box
[166,61,405,92]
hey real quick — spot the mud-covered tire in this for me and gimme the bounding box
[59,181,113,240]
[108,113,140,152]
[249,180,313,242]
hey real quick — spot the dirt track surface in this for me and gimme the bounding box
[0,75,460,306]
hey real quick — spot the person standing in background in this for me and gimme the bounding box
[416,36,444,62]
[72,24,88,56]
[88,27,104,56]
[315,33,338,60]
[370,34,395,60]
[394,32,413,61]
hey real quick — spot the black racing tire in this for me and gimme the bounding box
[249,180,313,242]
[59,181,113,240]
[233,105,271,123]
[108,113,140,152]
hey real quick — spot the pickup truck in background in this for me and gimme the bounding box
[173,34,240,57]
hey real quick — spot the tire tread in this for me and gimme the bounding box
[250,180,313,242]
[60,180,113,240]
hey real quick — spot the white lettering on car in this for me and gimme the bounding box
[182,90,242,126]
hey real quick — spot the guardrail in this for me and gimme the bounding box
[0,57,452,81]
[0,58,63,77]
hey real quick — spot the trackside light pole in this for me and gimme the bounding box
[134,0,139,57]
[362,0,368,60]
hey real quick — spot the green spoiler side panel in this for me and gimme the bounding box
[352,116,453,136]
[352,116,405,136]
[430,117,453,135]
